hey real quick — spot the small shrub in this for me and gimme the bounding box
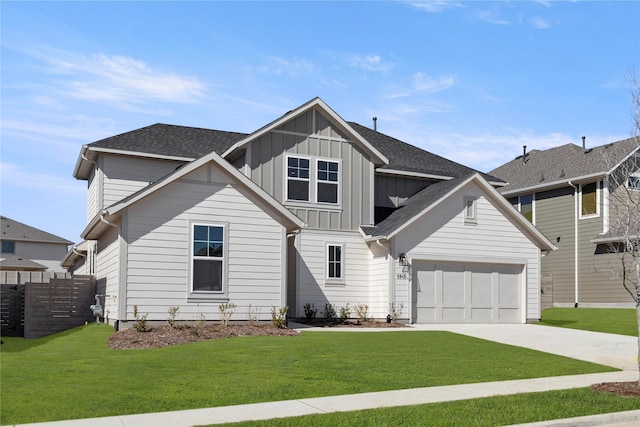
[192,312,206,336]
[303,302,317,320]
[167,306,180,329]
[271,306,288,329]
[354,304,369,324]
[389,302,404,323]
[132,305,150,332]
[218,302,237,327]
[248,304,260,325]
[339,303,351,321]
[322,303,337,320]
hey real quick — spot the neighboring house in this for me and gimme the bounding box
[489,137,640,307]
[0,216,73,273]
[65,98,555,328]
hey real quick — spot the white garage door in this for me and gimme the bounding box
[412,261,522,323]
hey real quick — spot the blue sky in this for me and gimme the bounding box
[1,1,639,243]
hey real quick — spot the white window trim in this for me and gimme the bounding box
[285,154,312,203]
[188,222,229,301]
[463,197,477,224]
[579,181,600,219]
[284,154,342,207]
[316,158,341,206]
[518,194,535,225]
[627,172,640,191]
[325,242,345,285]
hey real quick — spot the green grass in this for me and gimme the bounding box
[540,307,638,336]
[1,324,618,425]
[221,388,640,427]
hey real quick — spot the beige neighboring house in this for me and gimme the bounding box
[489,137,640,308]
[0,216,73,273]
[66,97,555,329]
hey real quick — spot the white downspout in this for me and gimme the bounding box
[568,181,579,306]
[602,177,610,234]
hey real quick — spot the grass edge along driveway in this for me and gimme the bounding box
[540,307,638,336]
[1,323,618,425]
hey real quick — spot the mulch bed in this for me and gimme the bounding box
[108,324,299,350]
[591,381,640,397]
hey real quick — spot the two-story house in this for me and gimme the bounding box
[65,98,554,329]
[1,216,72,274]
[489,137,640,308]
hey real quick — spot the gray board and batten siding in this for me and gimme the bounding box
[247,109,375,231]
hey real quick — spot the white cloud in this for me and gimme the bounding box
[249,55,315,76]
[530,16,551,29]
[412,72,455,93]
[475,9,511,25]
[0,162,84,195]
[408,1,464,13]
[349,54,393,73]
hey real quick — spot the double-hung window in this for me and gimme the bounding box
[326,243,344,283]
[192,224,225,293]
[519,194,533,223]
[287,157,310,201]
[317,160,339,204]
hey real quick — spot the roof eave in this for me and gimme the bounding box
[500,171,607,196]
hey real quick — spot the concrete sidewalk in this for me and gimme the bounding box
[5,324,640,427]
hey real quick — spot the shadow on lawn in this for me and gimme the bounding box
[0,324,93,353]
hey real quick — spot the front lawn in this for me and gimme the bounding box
[223,388,640,427]
[1,324,617,425]
[540,307,638,336]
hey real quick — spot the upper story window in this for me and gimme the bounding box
[317,160,339,204]
[287,157,310,201]
[192,224,226,293]
[580,182,600,218]
[286,155,340,205]
[628,173,640,190]
[1,240,15,254]
[519,194,533,223]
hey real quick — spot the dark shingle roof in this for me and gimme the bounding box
[88,124,248,158]
[348,122,502,181]
[85,121,503,182]
[1,216,73,245]
[489,137,640,194]
[362,173,473,237]
[0,255,48,271]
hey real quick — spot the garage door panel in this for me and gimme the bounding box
[414,261,522,323]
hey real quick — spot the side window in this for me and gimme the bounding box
[520,194,533,223]
[326,243,344,283]
[317,160,339,204]
[628,174,640,190]
[1,240,15,254]
[287,157,310,201]
[580,182,599,218]
[192,224,225,293]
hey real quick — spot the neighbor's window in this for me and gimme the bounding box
[327,244,343,281]
[580,182,599,217]
[287,156,310,201]
[317,160,339,204]
[520,194,533,223]
[1,240,15,253]
[628,174,640,190]
[192,224,225,292]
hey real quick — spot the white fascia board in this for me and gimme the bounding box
[375,168,453,181]
[591,234,639,244]
[222,97,389,166]
[358,227,387,242]
[500,172,606,196]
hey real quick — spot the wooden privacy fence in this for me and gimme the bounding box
[1,275,96,339]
